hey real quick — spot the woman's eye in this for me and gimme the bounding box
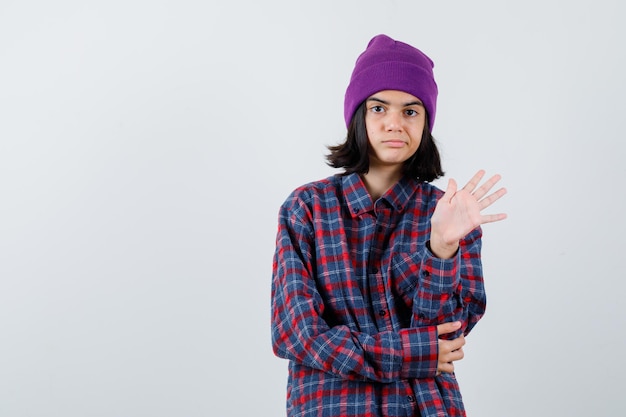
[405,109,418,116]
[371,106,384,113]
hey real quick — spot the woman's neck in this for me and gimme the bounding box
[362,165,402,201]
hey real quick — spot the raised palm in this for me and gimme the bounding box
[430,170,507,258]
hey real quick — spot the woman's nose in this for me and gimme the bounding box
[385,112,403,131]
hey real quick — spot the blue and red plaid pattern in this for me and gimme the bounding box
[271,173,485,417]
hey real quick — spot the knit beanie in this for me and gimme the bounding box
[344,34,438,130]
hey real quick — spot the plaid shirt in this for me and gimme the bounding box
[271,173,485,417]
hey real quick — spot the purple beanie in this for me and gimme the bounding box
[344,34,438,130]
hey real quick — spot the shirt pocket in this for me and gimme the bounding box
[390,252,420,304]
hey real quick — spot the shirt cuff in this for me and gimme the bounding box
[421,241,461,291]
[398,326,438,379]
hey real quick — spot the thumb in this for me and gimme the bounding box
[442,178,457,203]
[436,321,462,337]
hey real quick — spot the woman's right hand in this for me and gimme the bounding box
[436,321,466,375]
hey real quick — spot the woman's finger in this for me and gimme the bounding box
[441,178,458,203]
[472,174,502,201]
[478,186,507,210]
[461,170,486,193]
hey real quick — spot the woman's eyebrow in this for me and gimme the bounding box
[366,97,389,105]
[366,97,424,107]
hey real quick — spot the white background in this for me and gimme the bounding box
[1,1,624,416]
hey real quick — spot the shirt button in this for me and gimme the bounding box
[371,267,378,274]
[379,310,386,317]
[407,395,415,402]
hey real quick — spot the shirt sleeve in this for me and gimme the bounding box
[271,196,439,383]
[458,226,486,336]
[392,227,486,340]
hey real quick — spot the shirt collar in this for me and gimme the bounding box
[342,173,372,217]
[342,173,420,217]
[384,175,420,212]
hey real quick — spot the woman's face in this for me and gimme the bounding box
[364,90,426,172]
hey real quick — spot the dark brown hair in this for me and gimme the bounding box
[326,102,444,182]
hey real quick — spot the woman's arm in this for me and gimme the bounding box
[271,197,440,383]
